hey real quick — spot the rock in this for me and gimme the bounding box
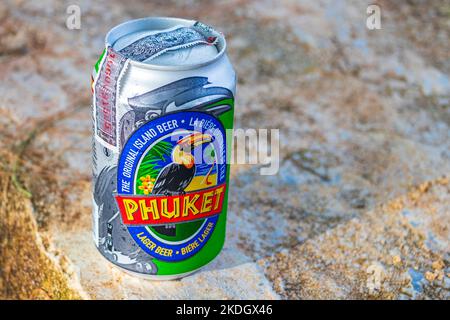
[0,173,85,299]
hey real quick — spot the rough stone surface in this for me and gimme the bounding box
[0,0,448,299]
[0,141,86,299]
[265,178,450,299]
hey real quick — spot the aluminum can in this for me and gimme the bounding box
[91,17,235,279]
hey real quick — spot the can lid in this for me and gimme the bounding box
[107,18,226,70]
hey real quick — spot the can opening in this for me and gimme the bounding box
[106,17,226,70]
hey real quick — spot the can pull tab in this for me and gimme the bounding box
[117,23,220,63]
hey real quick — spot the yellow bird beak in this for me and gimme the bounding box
[178,132,213,148]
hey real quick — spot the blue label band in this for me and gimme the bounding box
[117,111,226,261]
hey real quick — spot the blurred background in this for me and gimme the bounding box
[0,0,448,299]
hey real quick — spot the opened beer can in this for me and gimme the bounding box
[91,17,235,279]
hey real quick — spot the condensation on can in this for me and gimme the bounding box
[91,17,235,279]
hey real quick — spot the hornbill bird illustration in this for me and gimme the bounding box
[151,132,214,236]
[120,76,233,146]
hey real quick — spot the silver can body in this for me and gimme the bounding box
[91,17,236,279]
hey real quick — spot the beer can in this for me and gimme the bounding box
[91,17,235,279]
